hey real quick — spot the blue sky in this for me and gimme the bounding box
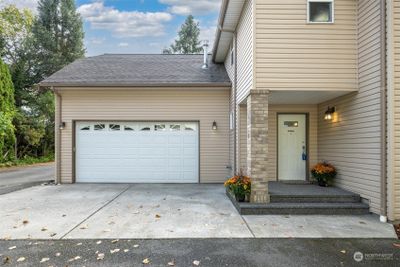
[1,0,221,56]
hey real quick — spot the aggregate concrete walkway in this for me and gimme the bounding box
[1,238,399,267]
[0,184,396,240]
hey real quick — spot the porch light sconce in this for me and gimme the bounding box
[59,122,66,130]
[324,106,336,121]
[212,121,218,130]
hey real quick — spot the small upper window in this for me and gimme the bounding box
[80,126,90,131]
[140,126,151,131]
[308,0,334,23]
[94,124,106,131]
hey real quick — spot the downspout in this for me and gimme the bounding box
[53,87,62,185]
[379,0,388,223]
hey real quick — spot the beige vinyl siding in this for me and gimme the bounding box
[255,0,358,91]
[268,105,318,181]
[318,0,383,214]
[236,0,254,102]
[394,0,400,221]
[58,88,230,184]
[388,0,400,220]
[225,44,235,176]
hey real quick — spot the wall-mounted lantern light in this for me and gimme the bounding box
[324,106,336,121]
[59,122,66,130]
[212,121,217,130]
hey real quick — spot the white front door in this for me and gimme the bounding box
[75,121,199,183]
[278,114,307,181]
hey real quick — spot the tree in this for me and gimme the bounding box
[0,5,34,64]
[33,0,85,79]
[0,59,16,162]
[167,15,202,54]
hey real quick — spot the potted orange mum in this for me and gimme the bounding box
[224,170,251,202]
[311,162,337,187]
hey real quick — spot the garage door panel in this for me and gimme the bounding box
[76,121,199,183]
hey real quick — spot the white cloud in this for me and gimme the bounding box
[0,0,38,13]
[89,37,105,45]
[77,1,173,38]
[118,42,129,47]
[159,0,221,16]
[199,25,216,50]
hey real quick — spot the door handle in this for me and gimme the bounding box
[302,146,307,160]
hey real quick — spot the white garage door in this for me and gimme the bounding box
[75,121,199,183]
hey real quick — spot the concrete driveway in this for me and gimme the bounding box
[0,184,396,239]
[0,163,54,195]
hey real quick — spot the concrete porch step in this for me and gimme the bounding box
[237,202,370,215]
[270,194,361,203]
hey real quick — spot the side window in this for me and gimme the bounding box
[308,0,334,23]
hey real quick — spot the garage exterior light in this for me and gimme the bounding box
[324,106,335,121]
[212,121,218,130]
[59,122,66,130]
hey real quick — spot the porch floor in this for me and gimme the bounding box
[269,182,358,197]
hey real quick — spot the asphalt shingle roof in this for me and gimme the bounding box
[40,54,231,87]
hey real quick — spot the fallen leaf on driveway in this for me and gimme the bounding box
[111,239,119,244]
[142,258,150,264]
[340,250,346,254]
[50,233,57,237]
[76,242,82,246]
[193,260,200,265]
[133,244,139,248]
[22,220,29,225]
[168,260,175,266]
[155,214,161,218]
[41,227,48,231]
[108,221,115,225]
[79,225,89,230]
[110,249,120,254]
[123,249,129,253]
[393,243,400,248]
[17,257,25,262]
[97,253,105,260]
[55,253,61,257]
[103,229,111,233]
[62,214,66,217]
[40,257,50,263]
[8,246,16,250]
[96,241,102,245]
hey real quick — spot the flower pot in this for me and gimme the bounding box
[317,180,327,187]
[235,194,245,202]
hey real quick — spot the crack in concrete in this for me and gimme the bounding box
[241,215,256,238]
[59,185,131,239]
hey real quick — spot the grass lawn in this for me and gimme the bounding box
[0,155,54,168]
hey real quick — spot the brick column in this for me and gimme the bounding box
[247,90,270,203]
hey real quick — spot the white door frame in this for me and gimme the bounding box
[72,120,201,183]
[276,113,309,181]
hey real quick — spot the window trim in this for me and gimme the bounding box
[307,0,334,24]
